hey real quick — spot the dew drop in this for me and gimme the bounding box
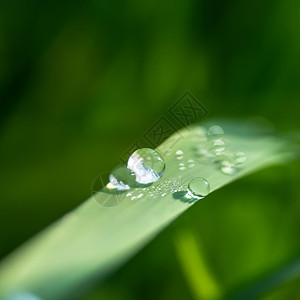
[176,150,184,155]
[137,193,143,199]
[208,125,224,136]
[107,165,136,191]
[220,159,238,175]
[187,177,210,199]
[234,151,247,164]
[179,166,186,170]
[127,148,165,184]
[209,138,226,155]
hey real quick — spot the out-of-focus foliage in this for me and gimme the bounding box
[0,0,299,299]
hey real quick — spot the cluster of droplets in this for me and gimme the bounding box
[101,124,246,203]
[103,147,208,203]
[176,149,196,171]
[194,125,247,175]
[124,178,186,200]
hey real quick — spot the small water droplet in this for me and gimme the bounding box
[208,125,224,136]
[176,156,184,160]
[131,196,136,200]
[126,192,132,197]
[220,159,238,175]
[234,151,247,164]
[187,159,194,163]
[127,148,165,184]
[209,138,226,155]
[176,150,184,155]
[179,166,186,170]
[107,165,136,191]
[179,163,185,166]
[137,193,143,199]
[187,177,210,199]
[188,164,195,168]
[162,193,166,197]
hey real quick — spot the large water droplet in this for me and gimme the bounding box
[187,177,210,199]
[107,165,136,190]
[127,148,165,184]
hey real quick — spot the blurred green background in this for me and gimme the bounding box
[0,0,300,299]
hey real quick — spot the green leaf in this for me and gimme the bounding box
[0,120,295,300]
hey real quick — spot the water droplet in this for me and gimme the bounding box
[187,159,194,163]
[179,166,186,170]
[176,150,184,155]
[107,165,136,191]
[220,159,238,175]
[208,125,224,136]
[179,163,185,166]
[127,148,165,184]
[234,151,247,164]
[137,193,143,199]
[131,196,136,200]
[219,152,246,175]
[187,177,210,199]
[209,138,226,155]
[188,164,195,168]
[126,192,132,197]
[176,156,184,160]
[162,193,167,197]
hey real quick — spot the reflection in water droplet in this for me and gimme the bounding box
[187,177,210,199]
[127,148,165,184]
[176,156,183,160]
[107,165,136,191]
[208,125,224,136]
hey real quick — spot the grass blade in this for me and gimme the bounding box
[0,120,295,299]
